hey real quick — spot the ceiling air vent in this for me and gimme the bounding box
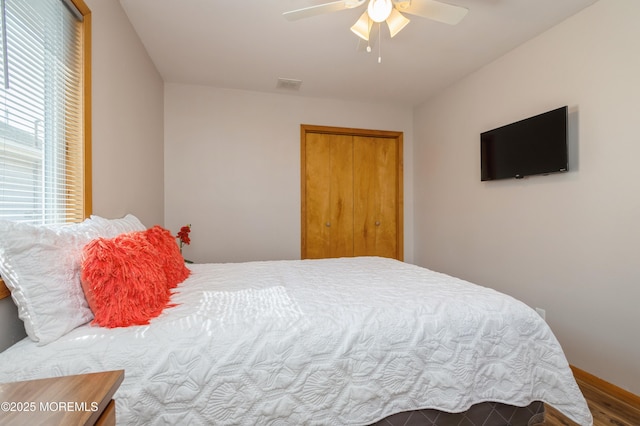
[276,78,303,91]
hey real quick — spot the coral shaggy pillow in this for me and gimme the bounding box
[81,227,189,328]
[143,226,190,289]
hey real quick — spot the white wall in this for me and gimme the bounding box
[164,84,414,264]
[413,0,640,394]
[87,0,164,227]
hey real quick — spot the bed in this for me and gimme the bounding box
[0,216,592,425]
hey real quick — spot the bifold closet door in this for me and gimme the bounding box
[303,132,354,259]
[353,136,399,259]
[301,125,403,261]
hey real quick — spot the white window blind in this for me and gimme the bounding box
[0,0,85,225]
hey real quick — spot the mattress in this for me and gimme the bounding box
[0,257,592,425]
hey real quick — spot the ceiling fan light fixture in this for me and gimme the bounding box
[367,0,392,23]
[350,10,372,40]
[386,8,410,38]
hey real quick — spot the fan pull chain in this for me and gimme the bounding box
[378,22,382,63]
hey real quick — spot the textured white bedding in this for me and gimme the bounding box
[0,257,592,425]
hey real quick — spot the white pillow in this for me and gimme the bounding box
[0,214,146,345]
[89,214,146,237]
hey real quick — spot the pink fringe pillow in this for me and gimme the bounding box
[80,226,190,328]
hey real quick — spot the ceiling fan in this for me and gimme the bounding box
[283,0,468,41]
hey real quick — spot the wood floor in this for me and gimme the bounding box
[542,368,640,426]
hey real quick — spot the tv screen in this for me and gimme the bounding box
[481,106,568,181]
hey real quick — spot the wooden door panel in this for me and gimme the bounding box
[375,137,399,258]
[353,136,376,256]
[304,133,332,259]
[303,133,353,258]
[354,136,398,259]
[328,134,354,258]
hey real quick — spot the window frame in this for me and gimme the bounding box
[71,0,93,220]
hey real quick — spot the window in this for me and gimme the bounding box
[0,0,91,225]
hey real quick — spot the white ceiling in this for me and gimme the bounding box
[119,0,598,106]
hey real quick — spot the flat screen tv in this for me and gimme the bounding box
[481,106,568,181]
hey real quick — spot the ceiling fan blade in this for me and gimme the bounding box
[395,0,468,25]
[283,1,358,21]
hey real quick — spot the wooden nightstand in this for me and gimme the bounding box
[0,370,124,426]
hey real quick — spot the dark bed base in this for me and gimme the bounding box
[373,401,545,426]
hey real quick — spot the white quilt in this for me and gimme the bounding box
[0,257,592,425]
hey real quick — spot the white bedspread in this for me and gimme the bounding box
[0,257,592,425]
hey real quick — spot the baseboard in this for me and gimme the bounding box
[570,365,640,408]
